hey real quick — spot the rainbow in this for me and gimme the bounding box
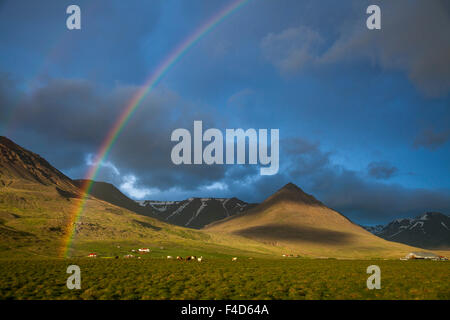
[61,0,251,258]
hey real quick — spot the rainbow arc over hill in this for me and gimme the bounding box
[62,0,251,258]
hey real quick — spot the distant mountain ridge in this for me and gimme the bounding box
[363,224,384,234]
[73,180,256,229]
[363,212,450,249]
[137,197,256,229]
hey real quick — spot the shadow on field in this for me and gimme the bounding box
[56,187,80,199]
[233,224,354,245]
[133,219,162,231]
[0,224,36,241]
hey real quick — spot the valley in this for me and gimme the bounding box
[0,136,449,300]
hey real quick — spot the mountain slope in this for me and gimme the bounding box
[138,197,256,229]
[206,183,422,258]
[363,212,450,249]
[73,179,155,217]
[0,136,77,193]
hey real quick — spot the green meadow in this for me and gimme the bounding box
[0,258,448,300]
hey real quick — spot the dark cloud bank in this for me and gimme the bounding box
[261,0,450,97]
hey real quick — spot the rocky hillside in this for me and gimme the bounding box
[137,197,256,229]
[363,212,450,249]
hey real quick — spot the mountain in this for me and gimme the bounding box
[206,183,421,258]
[0,136,77,193]
[362,224,384,234]
[73,179,154,217]
[363,212,450,249]
[137,197,256,229]
[71,178,256,229]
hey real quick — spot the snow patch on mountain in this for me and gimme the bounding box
[166,199,193,220]
[185,200,207,226]
[363,212,450,249]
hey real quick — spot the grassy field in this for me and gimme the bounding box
[0,258,448,300]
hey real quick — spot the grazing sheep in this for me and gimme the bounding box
[176,256,183,261]
[185,255,197,261]
[167,256,173,259]
[232,257,238,261]
[197,256,203,262]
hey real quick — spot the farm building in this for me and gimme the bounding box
[404,252,446,260]
[138,248,150,253]
[88,253,97,258]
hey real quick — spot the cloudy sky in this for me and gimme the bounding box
[1,0,449,225]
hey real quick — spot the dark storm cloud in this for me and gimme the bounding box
[312,167,450,223]
[262,0,450,97]
[5,76,226,191]
[367,161,398,180]
[283,138,331,177]
[325,0,450,97]
[413,129,450,151]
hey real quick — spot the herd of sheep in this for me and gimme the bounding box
[166,255,239,262]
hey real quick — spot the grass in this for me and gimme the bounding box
[69,239,282,260]
[0,258,448,300]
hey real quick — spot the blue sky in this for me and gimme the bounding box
[0,0,449,225]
